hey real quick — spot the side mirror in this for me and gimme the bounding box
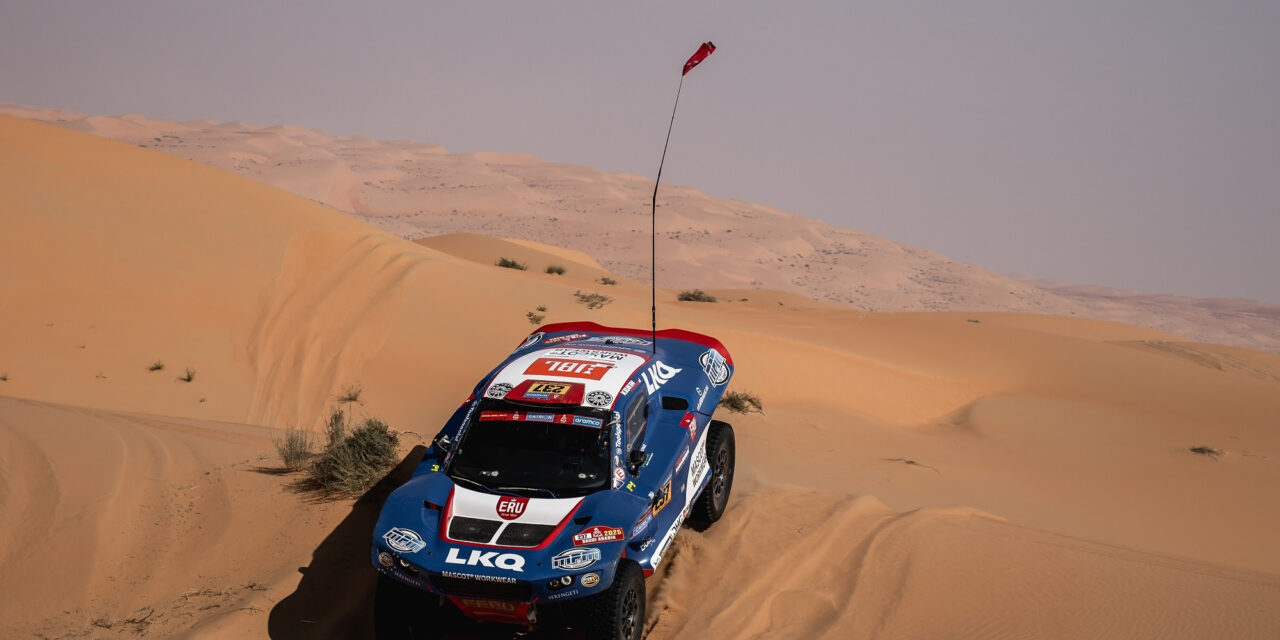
[627,450,646,475]
[432,432,454,454]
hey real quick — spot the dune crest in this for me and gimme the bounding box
[5,103,1277,352]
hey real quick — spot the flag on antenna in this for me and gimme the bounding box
[682,42,716,75]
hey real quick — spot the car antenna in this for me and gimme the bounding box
[650,41,717,355]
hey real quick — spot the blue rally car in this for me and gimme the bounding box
[371,322,736,639]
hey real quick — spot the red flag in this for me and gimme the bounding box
[682,41,716,75]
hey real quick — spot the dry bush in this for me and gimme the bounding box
[719,390,763,414]
[678,289,717,302]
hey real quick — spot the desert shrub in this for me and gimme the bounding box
[179,367,196,382]
[274,427,315,470]
[574,290,612,310]
[324,407,347,449]
[545,264,566,275]
[308,418,400,496]
[527,311,545,325]
[1189,446,1221,458]
[536,305,547,312]
[678,289,718,303]
[599,276,617,286]
[496,257,527,270]
[719,390,763,415]
[148,360,165,371]
[0,372,7,382]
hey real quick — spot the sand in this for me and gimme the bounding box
[6,102,1280,353]
[2,114,1279,639]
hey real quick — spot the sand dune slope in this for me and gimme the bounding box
[0,397,348,639]
[649,488,1280,640]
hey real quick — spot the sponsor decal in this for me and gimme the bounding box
[675,446,690,472]
[496,496,529,521]
[457,598,518,612]
[573,415,604,428]
[543,348,629,362]
[652,480,673,515]
[528,382,571,395]
[519,333,545,350]
[485,382,513,399]
[573,526,625,546]
[430,463,441,472]
[545,332,589,344]
[625,480,637,492]
[631,511,653,537]
[690,435,709,491]
[620,380,637,396]
[479,411,521,422]
[699,348,730,386]
[585,390,614,408]
[546,589,580,601]
[651,510,687,569]
[552,547,601,571]
[580,573,601,587]
[585,336,652,346]
[680,412,698,443]
[638,538,655,551]
[441,570,517,584]
[527,412,555,422]
[641,361,681,394]
[695,385,709,411]
[446,547,526,572]
[612,467,625,488]
[525,358,615,381]
[383,527,427,553]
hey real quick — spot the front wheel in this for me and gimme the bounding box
[688,420,735,530]
[581,560,646,640]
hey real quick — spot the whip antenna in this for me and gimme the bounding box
[651,41,716,353]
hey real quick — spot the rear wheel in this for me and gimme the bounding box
[581,560,645,640]
[688,420,735,530]
[374,573,440,639]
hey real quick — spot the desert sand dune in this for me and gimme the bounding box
[2,114,1279,638]
[7,103,1280,352]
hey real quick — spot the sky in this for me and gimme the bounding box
[3,1,1278,302]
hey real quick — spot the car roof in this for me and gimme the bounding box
[478,322,733,411]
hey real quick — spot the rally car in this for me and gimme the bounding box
[371,322,736,639]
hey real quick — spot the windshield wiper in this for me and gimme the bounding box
[497,486,560,498]
[450,474,500,495]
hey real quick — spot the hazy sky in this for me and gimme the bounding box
[4,1,1278,302]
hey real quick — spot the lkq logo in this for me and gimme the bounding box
[496,496,529,520]
[552,547,601,571]
[383,527,427,553]
[446,547,526,572]
[641,361,682,394]
[699,348,729,386]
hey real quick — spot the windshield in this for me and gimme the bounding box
[447,407,612,498]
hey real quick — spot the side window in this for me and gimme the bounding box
[624,387,649,453]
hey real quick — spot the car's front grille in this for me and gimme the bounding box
[448,516,502,543]
[429,573,533,600]
[496,523,555,547]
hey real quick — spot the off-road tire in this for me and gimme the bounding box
[688,420,735,530]
[374,573,440,639]
[582,560,646,640]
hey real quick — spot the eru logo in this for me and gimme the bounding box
[641,361,681,394]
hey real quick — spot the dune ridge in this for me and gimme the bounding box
[5,103,1278,352]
